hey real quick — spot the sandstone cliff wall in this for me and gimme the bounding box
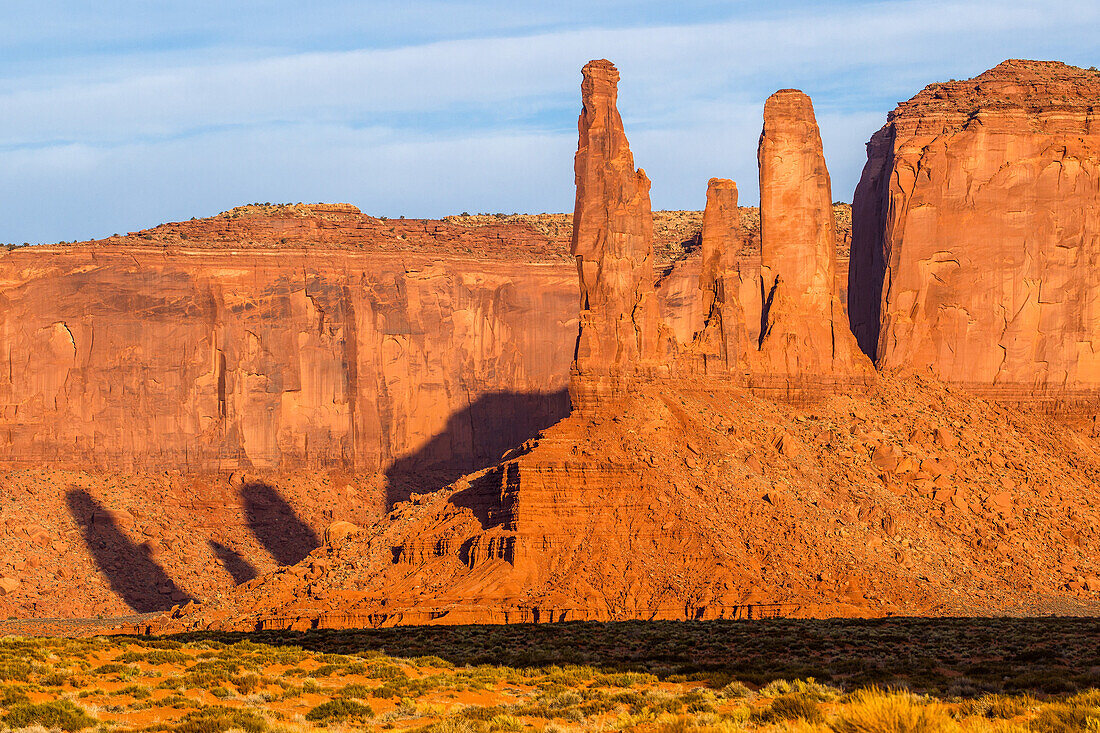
[0,247,575,482]
[851,60,1100,403]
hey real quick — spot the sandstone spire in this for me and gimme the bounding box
[570,59,663,403]
[695,178,746,370]
[757,89,867,378]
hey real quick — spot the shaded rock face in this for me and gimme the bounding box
[570,59,665,408]
[851,60,1100,399]
[757,90,869,380]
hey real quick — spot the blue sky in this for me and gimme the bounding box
[2,0,1098,244]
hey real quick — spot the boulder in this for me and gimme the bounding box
[323,521,361,546]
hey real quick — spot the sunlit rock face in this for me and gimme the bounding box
[756,89,870,385]
[0,245,575,473]
[850,60,1100,402]
[569,59,669,411]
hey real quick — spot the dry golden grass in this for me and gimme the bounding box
[0,629,1094,732]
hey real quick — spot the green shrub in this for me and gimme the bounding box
[984,693,1032,719]
[1031,700,1100,733]
[173,705,267,733]
[120,649,191,665]
[118,684,153,700]
[0,685,28,706]
[2,700,97,731]
[0,662,32,681]
[304,698,374,723]
[719,680,752,699]
[233,672,264,694]
[338,683,374,699]
[487,714,524,731]
[759,677,840,701]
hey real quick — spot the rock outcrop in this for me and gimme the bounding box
[570,59,666,409]
[156,372,1100,632]
[850,60,1100,403]
[693,178,747,372]
[152,60,1100,634]
[10,58,1100,626]
[0,198,852,618]
[757,90,869,382]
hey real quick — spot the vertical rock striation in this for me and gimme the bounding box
[757,90,869,383]
[850,60,1100,402]
[570,59,665,409]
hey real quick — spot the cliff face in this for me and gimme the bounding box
[0,202,853,477]
[850,60,1100,400]
[0,247,575,481]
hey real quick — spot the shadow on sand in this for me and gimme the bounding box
[164,617,1100,695]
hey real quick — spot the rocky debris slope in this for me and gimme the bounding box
[155,374,1100,631]
[850,60,1100,403]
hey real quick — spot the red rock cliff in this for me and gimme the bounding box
[0,246,575,485]
[850,60,1100,402]
[151,60,1100,633]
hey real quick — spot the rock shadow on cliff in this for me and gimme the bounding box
[208,540,258,585]
[65,489,193,613]
[239,482,320,566]
[384,389,569,510]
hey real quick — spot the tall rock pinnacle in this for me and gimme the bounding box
[757,89,867,379]
[695,178,746,371]
[570,59,663,404]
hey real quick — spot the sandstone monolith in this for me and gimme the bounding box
[570,59,664,408]
[695,178,747,371]
[757,89,868,380]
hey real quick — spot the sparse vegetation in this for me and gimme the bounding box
[0,623,1091,730]
[2,699,96,731]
